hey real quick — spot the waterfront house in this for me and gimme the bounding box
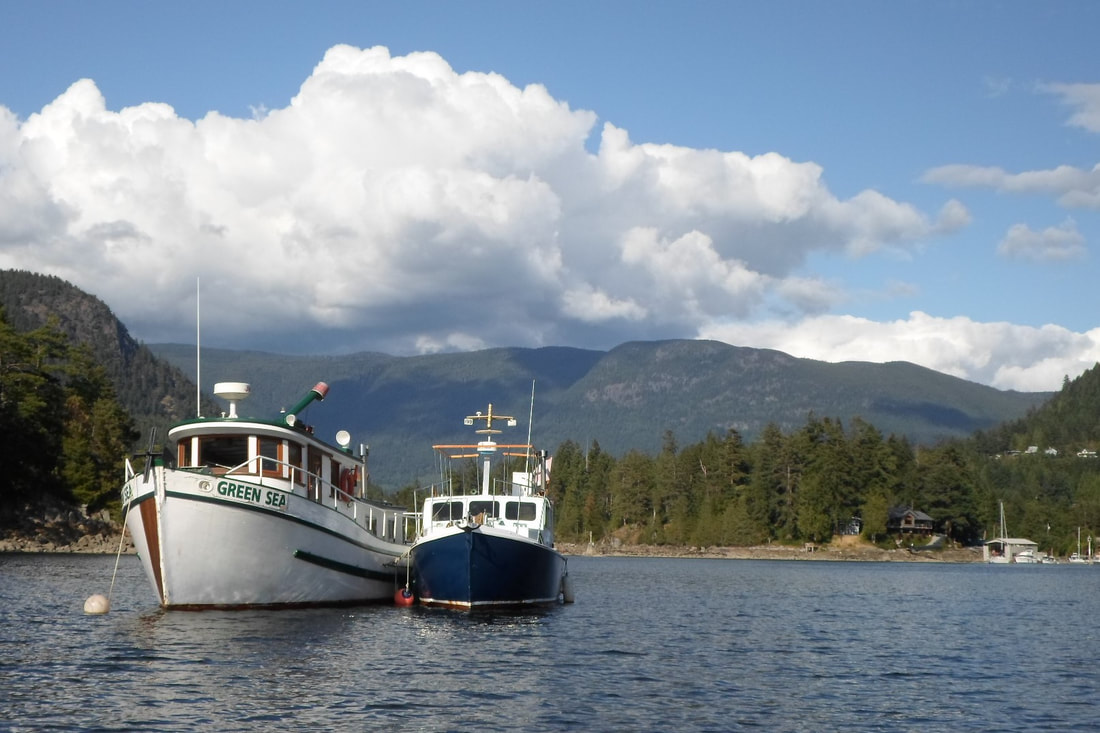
[887,506,935,536]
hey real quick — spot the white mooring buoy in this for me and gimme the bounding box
[84,594,110,615]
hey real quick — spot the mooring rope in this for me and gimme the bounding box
[106,494,133,604]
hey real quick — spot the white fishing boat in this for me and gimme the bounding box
[121,381,410,609]
[406,402,571,609]
[983,502,1038,564]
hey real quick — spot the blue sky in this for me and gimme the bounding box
[2,1,1099,391]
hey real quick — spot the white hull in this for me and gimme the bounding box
[124,466,406,608]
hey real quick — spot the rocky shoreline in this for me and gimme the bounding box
[1,519,980,563]
[1,501,982,562]
[556,538,984,563]
[0,507,134,555]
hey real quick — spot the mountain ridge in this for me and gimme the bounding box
[148,338,1050,488]
[0,268,1053,491]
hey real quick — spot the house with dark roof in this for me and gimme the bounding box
[887,506,935,536]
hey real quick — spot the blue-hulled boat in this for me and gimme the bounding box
[407,403,571,609]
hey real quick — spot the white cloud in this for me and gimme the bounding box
[1041,81,1100,133]
[922,162,1100,209]
[559,284,646,323]
[700,312,1100,392]
[997,220,1086,261]
[922,82,1100,210]
[933,199,971,233]
[0,44,989,378]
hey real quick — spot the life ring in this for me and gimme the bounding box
[339,467,357,499]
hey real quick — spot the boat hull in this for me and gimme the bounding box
[410,526,566,609]
[123,467,404,609]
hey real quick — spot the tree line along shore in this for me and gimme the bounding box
[1,518,980,562]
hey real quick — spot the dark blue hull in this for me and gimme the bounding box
[411,529,566,608]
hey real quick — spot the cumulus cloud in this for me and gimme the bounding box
[12,44,1069,387]
[700,312,1100,392]
[0,45,997,380]
[998,220,1086,261]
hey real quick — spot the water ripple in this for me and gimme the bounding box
[4,554,1100,731]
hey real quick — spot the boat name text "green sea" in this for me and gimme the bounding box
[216,481,288,511]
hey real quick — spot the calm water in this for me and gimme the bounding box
[2,553,1099,732]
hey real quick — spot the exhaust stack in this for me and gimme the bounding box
[284,382,329,426]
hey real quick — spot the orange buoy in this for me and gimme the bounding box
[394,587,415,607]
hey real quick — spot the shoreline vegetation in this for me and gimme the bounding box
[556,538,983,563]
[0,518,983,562]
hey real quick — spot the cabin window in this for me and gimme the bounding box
[469,500,499,518]
[199,436,248,473]
[330,458,342,498]
[258,437,280,476]
[309,449,324,498]
[178,439,194,467]
[505,501,538,521]
[288,442,303,485]
[432,501,466,521]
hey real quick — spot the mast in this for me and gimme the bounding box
[464,404,517,494]
[195,277,201,417]
[524,380,535,476]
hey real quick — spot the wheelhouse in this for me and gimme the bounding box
[420,490,555,545]
[165,418,407,544]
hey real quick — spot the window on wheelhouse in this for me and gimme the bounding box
[505,501,538,521]
[178,438,194,467]
[198,435,249,474]
[288,442,303,486]
[469,500,499,518]
[305,449,321,499]
[431,501,466,521]
[330,458,346,501]
[258,437,281,477]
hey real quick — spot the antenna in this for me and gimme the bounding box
[196,277,201,417]
[525,379,535,475]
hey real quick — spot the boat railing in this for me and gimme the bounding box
[183,455,407,543]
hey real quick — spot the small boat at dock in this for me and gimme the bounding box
[120,381,410,609]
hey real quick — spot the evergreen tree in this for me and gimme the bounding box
[609,449,655,530]
[0,313,69,519]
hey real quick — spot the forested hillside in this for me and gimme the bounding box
[0,270,218,442]
[492,366,1100,556]
[0,308,137,522]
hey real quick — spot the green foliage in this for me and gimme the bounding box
[0,309,137,524]
[546,361,1100,554]
[0,270,216,457]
